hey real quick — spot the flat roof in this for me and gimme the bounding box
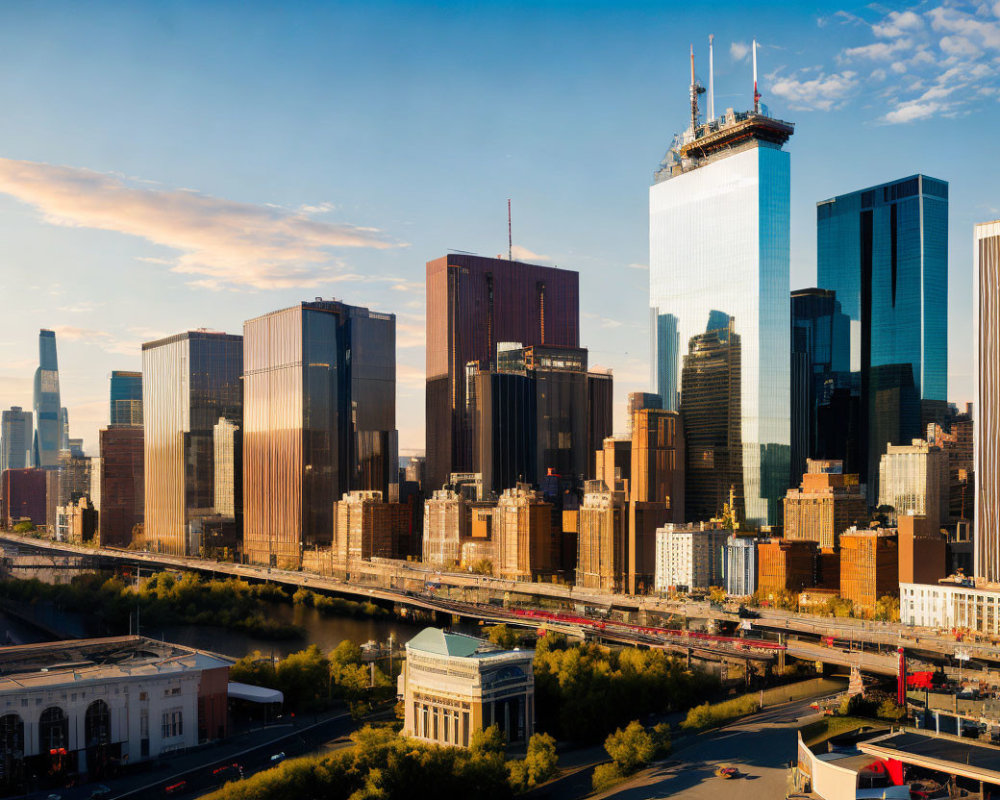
[860,731,1000,785]
[0,636,232,693]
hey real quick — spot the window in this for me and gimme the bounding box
[162,710,183,739]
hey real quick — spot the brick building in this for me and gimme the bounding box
[783,460,867,549]
[756,538,817,595]
[839,528,899,617]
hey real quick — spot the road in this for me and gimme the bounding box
[589,696,825,800]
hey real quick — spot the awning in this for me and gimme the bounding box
[228,681,284,704]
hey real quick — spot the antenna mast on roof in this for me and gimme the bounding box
[708,34,715,122]
[752,39,761,114]
[689,45,705,134]
[507,199,512,261]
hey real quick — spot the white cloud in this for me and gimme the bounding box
[928,6,1000,50]
[0,158,406,291]
[769,69,859,110]
[510,244,552,263]
[730,41,749,61]
[841,38,913,61]
[627,263,649,271]
[883,99,944,123]
[873,10,924,38]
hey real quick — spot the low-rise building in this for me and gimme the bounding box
[723,534,757,596]
[1,467,47,529]
[839,528,898,617]
[900,578,1000,634]
[399,627,534,748]
[0,636,230,791]
[783,460,867,549]
[756,538,817,596]
[653,523,726,594]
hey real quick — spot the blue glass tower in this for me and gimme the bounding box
[32,329,62,469]
[817,174,948,501]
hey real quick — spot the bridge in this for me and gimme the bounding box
[0,532,994,683]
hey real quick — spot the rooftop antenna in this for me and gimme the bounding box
[688,45,705,134]
[507,199,512,261]
[708,34,715,122]
[752,39,761,114]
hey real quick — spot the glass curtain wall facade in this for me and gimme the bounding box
[142,332,243,556]
[1,407,32,473]
[110,371,143,427]
[243,301,397,568]
[975,220,1000,580]
[817,175,948,503]
[425,254,580,492]
[32,329,62,469]
[790,289,852,482]
[650,142,792,526]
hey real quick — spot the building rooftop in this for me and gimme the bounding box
[405,627,526,661]
[860,731,1000,785]
[0,636,232,693]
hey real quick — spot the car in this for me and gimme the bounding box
[715,765,739,779]
[270,752,286,764]
[164,780,187,795]
[89,785,112,799]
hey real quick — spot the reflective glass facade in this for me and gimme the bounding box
[243,301,397,567]
[32,330,61,469]
[142,332,243,555]
[650,144,791,525]
[1,407,32,473]
[817,175,948,501]
[110,371,143,427]
[425,254,580,491]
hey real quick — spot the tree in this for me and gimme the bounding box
[874,595,900,622]
[470,724,506,756]
[603,721,656,776]
[708,586,727,604]
[470,559,494,576]
[523,732,558,786]
[486,624,519,650]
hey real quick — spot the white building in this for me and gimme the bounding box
[900,580,1000,634]
[0,636,231,786]
[654,523,727,593]
[399,628,534,748]
[878,440,947,529]
[649,69,793,526]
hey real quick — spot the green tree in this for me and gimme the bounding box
[12,521,35,533]
[486,624,519,650]
[471,724,506,755]
[874,595,900,622]
[603,721,656,776]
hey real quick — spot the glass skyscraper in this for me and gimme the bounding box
[1,407,32,473]
[142,331,243,555]
[650,108,794,526]
[110,370,143,427]
[32,329,62,469]
[817,174,948,501]
[242,300,397,568]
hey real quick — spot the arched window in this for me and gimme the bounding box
[0,713,24,756]
[85,700,111,748]
[39,707,68,753]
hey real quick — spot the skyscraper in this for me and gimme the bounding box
[110,370,143,427]
[817,175,948,502]
[97,426,144,548]
[1,407,32,473]
[649,81,793,526]
[32,329,62,469]
[974,220,1000,580]
[790,288,852,482]
[242,300,397,568]
[142,331,243,555]
[425,254,580,492]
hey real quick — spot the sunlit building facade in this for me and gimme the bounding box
[142,331,243,556]
[976,220,1000,580]
[242,301,397,568]
[650,111,793,525]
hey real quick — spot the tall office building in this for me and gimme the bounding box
[425,254,580,492]
[975,222,1000,580]
[680,322,743,523]
[817,175,948,502]
[1,407,32,473]
[142,331,243,556]
[790,288,853,482]
[470,344,612,495]
[878,440,948,530]
[32,329,62,469]
[243,300,397,568]
[650,86,794,525]
[110,370,143,427]
[97,426,144,548]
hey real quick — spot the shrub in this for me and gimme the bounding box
[591,762,623,793]
[604,720,656,775]
[680,695,760,731]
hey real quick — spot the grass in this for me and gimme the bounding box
[799,715,872,748]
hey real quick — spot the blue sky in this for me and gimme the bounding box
[0,0,995,454]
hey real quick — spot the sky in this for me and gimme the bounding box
[0,0,996,456]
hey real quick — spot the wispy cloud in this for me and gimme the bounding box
[769,68,859,111]
[730,41,749,61]
[627,263,649,271]
[510,244,552,263]
[0,158,407,291]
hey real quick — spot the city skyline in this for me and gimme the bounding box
[0,1,995,455]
